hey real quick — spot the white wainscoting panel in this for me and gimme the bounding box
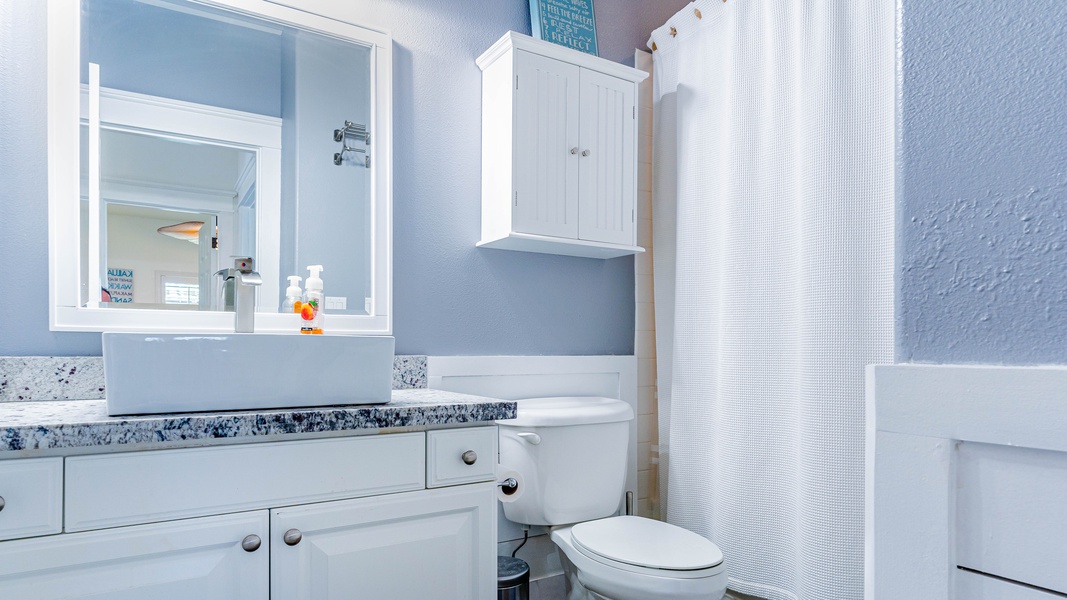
[867,364,1067,600]
[956,443,1067,594]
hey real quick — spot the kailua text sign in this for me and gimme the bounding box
[107,268,134,303]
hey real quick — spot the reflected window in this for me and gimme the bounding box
[162,276,200,305]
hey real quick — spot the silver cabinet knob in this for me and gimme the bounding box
[581,149,590,157]
[0,495,5,512]
[283,528,302,546]
[570,147,579,155]
[241,534,261,552]
[461,450,478,465]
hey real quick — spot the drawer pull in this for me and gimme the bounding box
[461,450,478,465]
[241,534,262,552]
[0,495,4,512]
[283,528,303,546]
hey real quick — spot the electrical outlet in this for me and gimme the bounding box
[325,296,347,310]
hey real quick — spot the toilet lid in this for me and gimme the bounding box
[570,516,724,571]
[497,397,634,427]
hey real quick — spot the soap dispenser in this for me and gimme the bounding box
[301,265,325,334]
[283,275,303,314]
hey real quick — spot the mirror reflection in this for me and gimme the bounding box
[79,0,374,316]
[80,129,257,310]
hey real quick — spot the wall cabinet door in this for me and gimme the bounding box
[577,68,635,245]
[512,50,635,247]
[271,484,496,600]
[514,50,581,240]
[478,33,645,258]
[0,511,269,599]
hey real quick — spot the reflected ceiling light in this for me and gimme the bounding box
[157,221,205,244]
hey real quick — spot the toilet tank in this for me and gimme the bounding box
[497,397,634,526]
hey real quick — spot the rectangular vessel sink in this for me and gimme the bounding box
[103,333,394,416]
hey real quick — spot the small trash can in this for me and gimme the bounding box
[497,556,530,600]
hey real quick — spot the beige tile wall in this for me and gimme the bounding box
[633,50,659,521]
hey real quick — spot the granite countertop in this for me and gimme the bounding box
[0,389,516,454]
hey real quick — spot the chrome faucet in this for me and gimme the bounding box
[215,257,262,333]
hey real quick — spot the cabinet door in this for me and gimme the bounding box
[578,68,636,245]
[0,457,63,541]
[272,485,496,600]
[514,50,581,239]
[0,511,269,599]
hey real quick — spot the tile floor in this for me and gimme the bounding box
[529,574,764,600]
[529,574,566,600]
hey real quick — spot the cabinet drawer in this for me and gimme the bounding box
[427,427,497,488]
[0,457,63,541]
[66,433,425,532]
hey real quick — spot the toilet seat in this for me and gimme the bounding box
[567,517,725,580]
[552,523,728,600]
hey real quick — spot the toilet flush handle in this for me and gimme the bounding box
[516,432,541,445]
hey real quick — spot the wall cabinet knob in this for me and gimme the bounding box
[241,534,262,552]
[461,450,478,465]
[581,149,590,157]
[0,495,5,512]
[283,528,303,546]
[570,147,579,155]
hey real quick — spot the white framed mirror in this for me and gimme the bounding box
[48,0,392,334]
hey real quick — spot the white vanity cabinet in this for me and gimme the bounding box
[272,485,495,599]
[0,457,63,541]
[477,32,648,259]
[0,511,270,600]
[0,428,498,599]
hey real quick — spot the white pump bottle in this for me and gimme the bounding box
[283,275,303,314]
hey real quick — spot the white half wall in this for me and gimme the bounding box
[867,364,1067,599]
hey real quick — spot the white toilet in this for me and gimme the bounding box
[497,396,727,600]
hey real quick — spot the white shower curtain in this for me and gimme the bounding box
[648,2,894,599]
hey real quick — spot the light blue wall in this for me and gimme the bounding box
[289,36,372,314]
[0,1,100,355]
[0,0,686,357]
[82,0,283,117]
[899,0,1067,364]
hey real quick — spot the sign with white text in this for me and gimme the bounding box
[107,268,134,303]
[530,0,598,56]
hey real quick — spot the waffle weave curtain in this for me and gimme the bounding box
[648,1,895,598]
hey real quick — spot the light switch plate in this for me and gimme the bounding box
[325,296,347,310]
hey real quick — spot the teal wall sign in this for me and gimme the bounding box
[529,0,599,56]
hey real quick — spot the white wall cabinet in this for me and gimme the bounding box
[477,32,648,259]
[0,429,497,599]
